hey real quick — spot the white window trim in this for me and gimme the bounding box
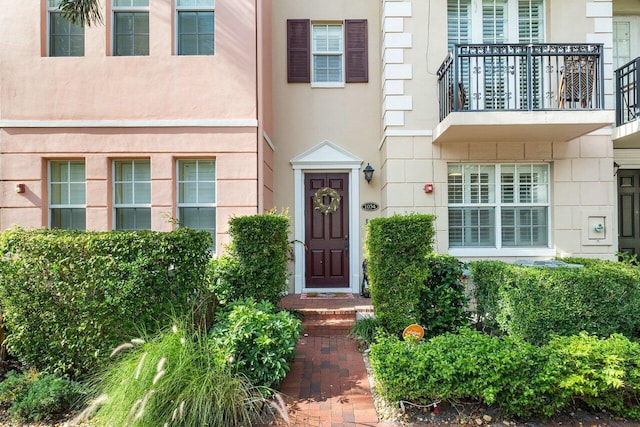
[311,23,345,88]
[447,163,552,252]
[176,159,217,250]
[175,0,215,55]
[111,0,149,56]
[48,160,86,228]
[112,159,151,230]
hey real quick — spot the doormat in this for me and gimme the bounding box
[301,292,354,299]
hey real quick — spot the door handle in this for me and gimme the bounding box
[344,235,349,253]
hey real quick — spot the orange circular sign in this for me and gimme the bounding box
[402,324,425,340]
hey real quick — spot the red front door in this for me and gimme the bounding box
[305,173,349,288]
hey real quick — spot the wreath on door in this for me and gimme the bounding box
[313,187,341,215]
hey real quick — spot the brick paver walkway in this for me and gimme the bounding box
[279,335,379,426]
[277,294,388,426]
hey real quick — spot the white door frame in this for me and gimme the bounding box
[290,140,363,294]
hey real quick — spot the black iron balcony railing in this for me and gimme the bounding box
[615,57,640,127]
[437,43,605,121]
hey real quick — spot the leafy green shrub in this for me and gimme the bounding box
[0,369,38,406]
[349,316,381,349]
[369,329,640,419]
[469,260,514,332]
[88,318,268,427]
[418,254,469,337]
[209,212,290,305]
[0,227,212,378]
[470,260,640,343]
[207,255,242,305]
[541,332,640,419]
[365,214,435,334]
[7,374,85,422]
[369,329,542,417]
[209,299,301,388]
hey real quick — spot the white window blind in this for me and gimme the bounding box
[312,24,344,84]
[448,164,549,248]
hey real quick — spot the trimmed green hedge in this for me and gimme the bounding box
[370,329,640,419]
[365,214,436,334]
[0,228,212,379]
[470,260,640,344]
[418,254,469,337]
[208,212,290,305]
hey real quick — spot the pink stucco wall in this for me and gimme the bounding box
[0,0,269,254]
[1,0,258,120]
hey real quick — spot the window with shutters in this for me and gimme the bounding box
[448,163,550,249]
[312,24,344,85]
[287,19,368,86]
[447,0,544,109]
[613,20,631,70]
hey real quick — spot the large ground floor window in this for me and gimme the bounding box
[448,163,550,248]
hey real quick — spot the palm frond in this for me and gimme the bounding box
[59,0,103,28]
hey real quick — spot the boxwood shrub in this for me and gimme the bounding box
[470,260,640,344]
[209,212,290,305]
[365,214,435,333]
[0,227,212,379]
[418,254,469,337]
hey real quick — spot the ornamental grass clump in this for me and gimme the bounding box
[81,319,271,427]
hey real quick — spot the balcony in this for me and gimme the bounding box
[613,57,640,148]
[434,43,613,143]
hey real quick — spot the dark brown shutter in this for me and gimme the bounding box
[345,19,368,83]
[287,19,310,83]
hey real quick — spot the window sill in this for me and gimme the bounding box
[311,82,345,88]
[448,247,556,258]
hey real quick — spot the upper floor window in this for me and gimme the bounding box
[287,19,368,85]
[177,159,216,248]
[48,0,84,56]
[113,160,151,230]
[312,24,344,85]
[49,160,86,230]
[176,0,215,55]
[447,0,544,50]
[113,0,149,56]
[448,163,550,249]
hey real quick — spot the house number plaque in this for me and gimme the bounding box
[361,202,379,211]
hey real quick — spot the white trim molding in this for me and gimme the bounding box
[290,140,363,294]
[378,129,433,149]
[263,131,276,151]
[0,119,259,128]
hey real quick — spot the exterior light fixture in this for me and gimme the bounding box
[363,163,374,184]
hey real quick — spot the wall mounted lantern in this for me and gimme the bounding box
[363,163,374,184]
